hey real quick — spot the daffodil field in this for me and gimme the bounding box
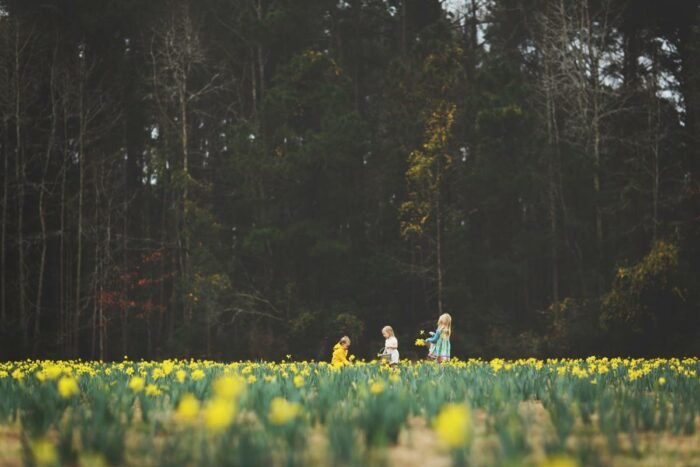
[1,357,699,466]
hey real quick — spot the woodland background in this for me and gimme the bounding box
[0,0,698,361]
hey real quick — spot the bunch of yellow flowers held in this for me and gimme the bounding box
[0,356,698,466]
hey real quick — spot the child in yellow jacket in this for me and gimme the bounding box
[331,336,351,367]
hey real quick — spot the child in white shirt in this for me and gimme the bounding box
[381,326,399,365]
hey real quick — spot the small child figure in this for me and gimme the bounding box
[381,326,399,366]
[332,336,351,367]
[426,313,452,363]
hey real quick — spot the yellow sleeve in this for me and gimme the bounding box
[332,347,348,366]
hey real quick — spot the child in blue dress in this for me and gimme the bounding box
[426,313,452,363]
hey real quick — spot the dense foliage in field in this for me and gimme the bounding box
[1,357,699,466]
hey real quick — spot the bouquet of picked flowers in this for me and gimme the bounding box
[414,329,435,348]
[415,330,436,357]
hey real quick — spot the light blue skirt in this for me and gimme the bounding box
[428,337,450,361]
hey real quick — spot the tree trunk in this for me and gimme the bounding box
[91,160,101,360]
[652,128,660,243]
[255,0,265,111]
[1,115,7,332]
[435,165,444,316]
[592,111,602,293]
[59,95,69,354]
[101,179,111,361]
[585,1,604,293]
[250,55,257,118]
[121,162,129,357]
[33,45,58,356]
[1,21,8,333]
[179,78,191,325]
[14,24,28,350]
[91,228,99,360]
[544,60,559,305]
[74,55,86,357]
[649,49,661,243]
[401,0,407,55]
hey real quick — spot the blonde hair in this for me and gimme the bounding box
[339,336,351,345]
[437,313,452,337]
[382,326,395,337]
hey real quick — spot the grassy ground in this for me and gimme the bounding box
[1,402,699,466]
[1,358,699,466]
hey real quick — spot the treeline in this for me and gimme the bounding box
[0,0,698,361]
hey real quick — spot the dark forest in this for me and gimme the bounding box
[0,0,698,361]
